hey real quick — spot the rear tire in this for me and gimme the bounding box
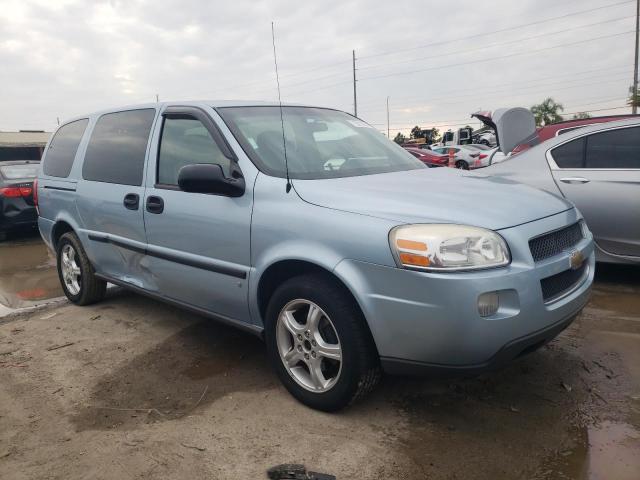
[56,232,106,305]
[265,273,380,411]
[455,160,469,170]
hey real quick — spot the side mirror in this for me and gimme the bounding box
[177,163,245,197]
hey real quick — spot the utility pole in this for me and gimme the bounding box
[633,0,639,114]
[352,50,358,117]
[386,96,390,138]
[155,93,159,103]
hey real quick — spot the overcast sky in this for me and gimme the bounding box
[0,0,637,135]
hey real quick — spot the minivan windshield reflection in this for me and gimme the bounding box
[218,106,425,179]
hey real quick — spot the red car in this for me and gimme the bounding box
[514,115,637,154]
[404,147,449,167]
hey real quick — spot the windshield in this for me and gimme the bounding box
[0,164,39,179]
[218,106,424,179]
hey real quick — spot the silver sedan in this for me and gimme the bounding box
[486,118,640,265]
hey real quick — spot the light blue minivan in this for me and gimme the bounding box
[37,101,594,411]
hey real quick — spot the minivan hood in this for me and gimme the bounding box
[293,168,573,230]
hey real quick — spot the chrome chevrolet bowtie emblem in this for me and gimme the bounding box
[569,250,585,270]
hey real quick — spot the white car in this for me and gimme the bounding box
[431,144,486,169]
[474,131,497,146]
[485,147,509,165]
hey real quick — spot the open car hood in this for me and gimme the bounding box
[471,108,539,154]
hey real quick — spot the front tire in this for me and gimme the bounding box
[265,273,380,411]
[56,232,106,305]
[455,160,469,170]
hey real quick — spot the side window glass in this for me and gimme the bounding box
[83,109,156,186]
[43,119,89,178]
[551,138,584,169]
[585,127,640,169]
[157,116,231,186]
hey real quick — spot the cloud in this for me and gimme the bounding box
[0,0,634,132]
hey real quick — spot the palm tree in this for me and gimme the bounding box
[530,98,565,126]
[627,86,640,111]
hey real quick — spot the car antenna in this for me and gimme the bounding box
[271,21,292,193]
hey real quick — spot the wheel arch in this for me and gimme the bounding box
[255,259,379,354]
[51,218,76,250]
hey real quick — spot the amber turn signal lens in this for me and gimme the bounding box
[399,252,430,267]
[396,239,428,251]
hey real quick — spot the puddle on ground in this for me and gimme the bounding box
[541,421,640,480]
[391,341,589,480]
[71,320,276,431]
[0,233,62,309]
[588,288,640,317]
[588,264,640,316]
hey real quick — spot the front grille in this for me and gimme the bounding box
[529,222,583,262]
[540,263,587,303]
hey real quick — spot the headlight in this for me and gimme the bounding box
[389,224,510,271]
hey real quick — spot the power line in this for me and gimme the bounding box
[173,2,635,101]
[282,15,634,95]
[364,66,629,112]
[357,65,631,109]
[358,15,634,73]
[359,0,634,60]
[359,31,635,82]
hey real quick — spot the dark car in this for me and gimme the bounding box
[404,147,449,167]
[0,160,39,240]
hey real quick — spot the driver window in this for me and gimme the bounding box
[158,116,231,185]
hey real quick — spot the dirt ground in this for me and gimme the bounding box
[0,235,639,479]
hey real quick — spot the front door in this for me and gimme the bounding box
[143,106,254,322]
[549,125,640,257]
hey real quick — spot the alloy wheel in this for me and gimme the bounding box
[276,299,342,393]
[61,244,81,295]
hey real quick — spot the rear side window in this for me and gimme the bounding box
[82,109,156,185]
[43,119,89,177]
[551,137,585,168]
[585,127,640,169]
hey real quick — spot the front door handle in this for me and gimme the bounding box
[560,177,590,184]
[146,195,164,214]
[123,193,139,210]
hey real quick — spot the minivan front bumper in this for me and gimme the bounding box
[333,209,594,375]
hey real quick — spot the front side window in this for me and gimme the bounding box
[43,119,88,178]
[551,137,585,169]
[218,106,423,179]
[82,109,156,186]
[585,126,640,169]
[157,116,231,185]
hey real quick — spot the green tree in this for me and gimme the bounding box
[572,112,592,120]
[393,132,407,144]
[627,85,640,110]
[430,127,441,143]
[530,98,565,126]
[410,125,422,139]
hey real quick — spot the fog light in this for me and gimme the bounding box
[478,292,499,317]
